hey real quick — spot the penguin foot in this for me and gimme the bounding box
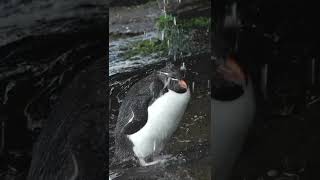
[139,158,166,166]
[138,155,173,166]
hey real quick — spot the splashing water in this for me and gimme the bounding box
[161,30,165,40]
[163,0,167,17]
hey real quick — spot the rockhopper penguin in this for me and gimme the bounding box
[211,55,256,180]
[115,63,191,166]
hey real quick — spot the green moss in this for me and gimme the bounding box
[122,15,211,59]
[122,38,168,59]
[182,17,211,29]
[156,15,211,30]
[156,15,175,30]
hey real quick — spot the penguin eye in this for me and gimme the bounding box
[159,71,180,82]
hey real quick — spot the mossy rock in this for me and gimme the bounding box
[122,38,168,59]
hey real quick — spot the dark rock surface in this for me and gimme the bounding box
[109,1,162,35]
[0,0,108,179]
[109,0,154,7]
[28,57,107,180]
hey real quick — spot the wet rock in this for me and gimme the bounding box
[157,0,211,18]
[0,1,107,47]
[109,1,161,34]
[28,59,107,180]
[109,0,153,7]
[0,1,108,179]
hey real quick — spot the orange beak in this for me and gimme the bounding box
[217,57,245,84]
[178,80,188,89]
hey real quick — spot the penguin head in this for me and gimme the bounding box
[157,63,188,94]
[212,54,248,101]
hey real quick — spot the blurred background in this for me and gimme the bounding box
[214,0,320,179]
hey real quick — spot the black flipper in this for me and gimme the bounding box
[120,78,166,135]
[121,96,150,135]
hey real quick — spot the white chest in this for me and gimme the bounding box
[128,89,191,158]
[211,82,255,179]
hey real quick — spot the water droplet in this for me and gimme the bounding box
[163,3,167,17]
[161,30,165,41]
[180,62,186,74]
[192,82,195,92]
[174,17,177,26]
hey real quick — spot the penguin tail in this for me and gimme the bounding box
[114,133,134,161]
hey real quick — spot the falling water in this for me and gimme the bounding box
[163,0,167,18]
[192,81,195,92]
[180,62,186,77]
[161,30,165,41]
[181,62,186,70]
[143,31,147,39]
[174,17,177,26]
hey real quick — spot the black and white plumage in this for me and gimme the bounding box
[211,56,256,180]
[115,63,190,166]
